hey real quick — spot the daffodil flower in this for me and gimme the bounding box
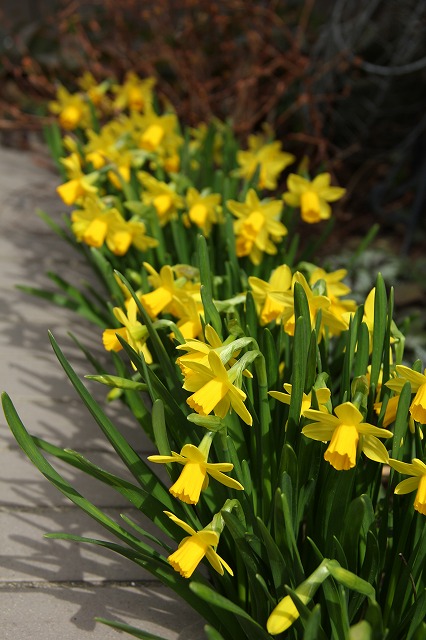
[172,295,204,340]
[165,511,233,578]
[137,172,183,226]
[49,85,90,130]
[176,325,252,379]
[248,264,292,325]
[389,458,426,515]
[283,172,346,223]
[183,350,252,425]
[137,111,180,152]
[235,132,295,189]
[102,298,152,365]
[185,187,222,236]
[148,436,243,504]
[112,72,156,112]
[269,383,330,417]
[72,199,157,255]
[227,189,287,265]
[277,272,349,338]
[140,263,187,319]
[57,153,98,206]
[386,365,426,424]
[309,266,357,328]
[303,402,392,470]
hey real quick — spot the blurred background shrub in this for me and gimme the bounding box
[1,0,425,253]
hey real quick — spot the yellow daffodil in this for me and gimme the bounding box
[77,72,110,110]
[184,188,222,236]
[102,298,152,364]
[105,215,158,256]
[83,122,126,169]
[269,383,330,417]
[112,72,156,112]
[374,395,401,428]
[248,264,292,325]
[164,511,233,578]
[137,111,181,153]
[148,435,243,504]
[137,172,184,226]
[283,173,346,223]
[386,365,426,424]
[183,350,252,425]
[72,198,156,255]
[235,132,295,189]
[71,199,119,248]
[49,85,90,130]
[278,272,349,338]
[267,592,310,635]
[310,267,357,327]
[303,402,392,470]
[177,325,252,379]
[227,189,287,265]
[107,156,133,191]
[389,458,426,515]
[172,295,204,340]
[140,263,188,319]
[57,153,98,206]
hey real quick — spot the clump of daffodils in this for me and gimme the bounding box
[5,73,425,640]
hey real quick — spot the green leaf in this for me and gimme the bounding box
[255,516,288,593]
[190,582,271,640]
[341,496,366,572]
[32,436,180,534]
[370,274,387,390]
[204,625,226,640]
[391,382,412,459]
[349,620,372,640]
[303,605,326,640]
[327,561,376,600]
[2,392,163,553]
[198,234,223,337]
[152,398,171,457]
[95,618,169,640]
[261,328,279,389]
[85,374,148,391]
[46,332,175,507]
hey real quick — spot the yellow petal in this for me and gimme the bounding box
[267,595,302,635]
[361,435,390,464]
[414,475,426,514]
[187,378,228,416]
[300,191,321,223]
[394,476,420,495]
[170,462,207,504]
[410,383,426,423]
[324,423,359,470]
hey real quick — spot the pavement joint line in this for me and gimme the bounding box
[0,579,163,589]
[0,504,141,513]
[0,443,151,455]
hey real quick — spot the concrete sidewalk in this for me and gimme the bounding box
[0,146,203,639]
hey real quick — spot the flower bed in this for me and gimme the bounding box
[2,74,425,639]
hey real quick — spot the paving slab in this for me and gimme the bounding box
[1,583,205,640]
[0,507,157,583]
[0,146,202,638]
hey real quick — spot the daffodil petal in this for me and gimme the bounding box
[334,402,363,424]
[207,469,244,490]
[361,435,390,464]
[164,511,197,536]
[395,477,420,495]
[301,424,335,441]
